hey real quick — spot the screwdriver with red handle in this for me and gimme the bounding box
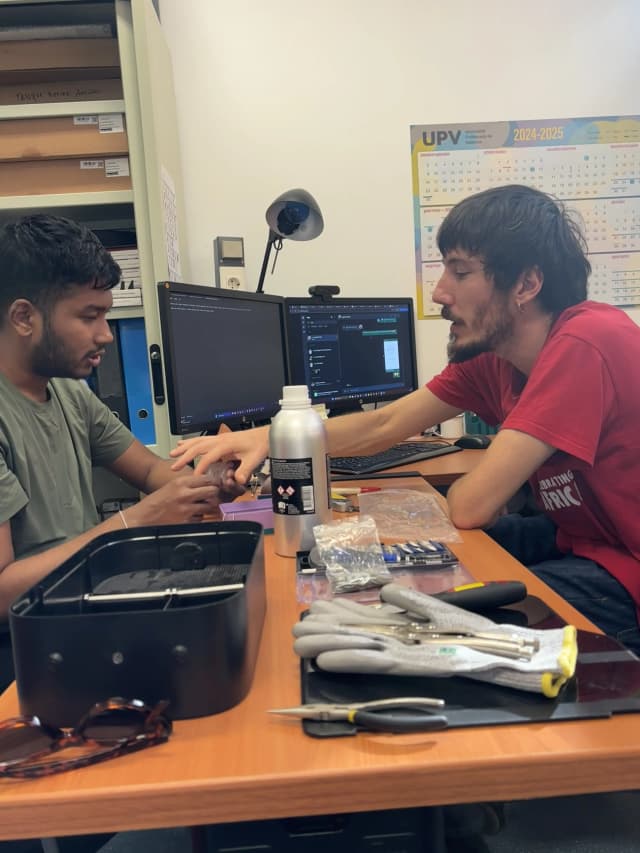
[432,580,527,611]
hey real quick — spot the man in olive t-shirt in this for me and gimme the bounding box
[0,374,133,560]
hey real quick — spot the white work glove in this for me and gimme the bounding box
[293,583,577,698]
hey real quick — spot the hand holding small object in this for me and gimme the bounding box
[169,425,270,483]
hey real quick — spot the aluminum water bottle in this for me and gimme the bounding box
[269,385,331,557]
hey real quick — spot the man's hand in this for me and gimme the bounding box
[169,425,270,484]
[124,475,223,526]
[198,460,246,516]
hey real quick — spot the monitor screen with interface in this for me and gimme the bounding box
[157,282,288,434]
[283,296,419,415]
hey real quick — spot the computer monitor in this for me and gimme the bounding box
[283,296,419,414]
[157,282,288,434]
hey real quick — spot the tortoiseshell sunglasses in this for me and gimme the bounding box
[0,697,172,778]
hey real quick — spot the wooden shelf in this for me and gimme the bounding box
[107,305,144,320]
[0,189,133,211]
[0,100,126,120]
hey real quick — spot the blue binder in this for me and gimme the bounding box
[89,320,130,428]
[118,318,157,445]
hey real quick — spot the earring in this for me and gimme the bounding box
[516,301,524,313]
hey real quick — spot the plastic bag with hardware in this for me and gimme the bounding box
[312,515,392,594]
[357,489,461,542]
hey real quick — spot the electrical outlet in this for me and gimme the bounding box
[219,267,246,290]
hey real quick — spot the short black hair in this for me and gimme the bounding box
[437,185,591,315]
[0,214,121,321]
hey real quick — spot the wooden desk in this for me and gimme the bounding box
[1,477,639,840]
[400,446,485,487]
[356,440,486,487]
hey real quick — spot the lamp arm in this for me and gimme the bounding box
[256,229,278,293]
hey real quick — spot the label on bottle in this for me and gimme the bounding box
[270,457,317,516]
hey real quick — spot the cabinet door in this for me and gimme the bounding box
[116,0,191,455]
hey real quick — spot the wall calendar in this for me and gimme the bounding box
[411,116,640,318]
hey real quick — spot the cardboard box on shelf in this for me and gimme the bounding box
[0,67,121,86]
[0,115,128,162]
[0,38,120,73]
[0,156,132,196]
[0,77,123,106]
[0,23,114,42]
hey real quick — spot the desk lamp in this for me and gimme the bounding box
[255,188,324,293]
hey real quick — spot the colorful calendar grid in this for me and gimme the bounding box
[572,197,640,254]
[411,116,640,317]
[419,205,452,263]
[588,253,640,307]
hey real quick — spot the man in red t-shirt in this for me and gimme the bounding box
[427,299,640,652]
[171,184,640,653]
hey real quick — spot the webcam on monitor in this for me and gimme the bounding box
[308,285,340,300]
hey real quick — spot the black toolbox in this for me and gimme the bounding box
[10,521,266,726]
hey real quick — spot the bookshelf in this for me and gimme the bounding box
[0,0,190,458]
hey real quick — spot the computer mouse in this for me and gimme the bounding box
[454,434,492,450]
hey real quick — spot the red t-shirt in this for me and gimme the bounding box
[427,301,640,611]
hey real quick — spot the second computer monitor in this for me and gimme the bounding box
[284,296,419,414]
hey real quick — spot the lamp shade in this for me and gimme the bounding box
[265,188,324,242]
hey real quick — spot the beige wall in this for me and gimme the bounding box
[158,0,640,384]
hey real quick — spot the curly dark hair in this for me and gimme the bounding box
[0,214,121,323]
[437,184,591,315]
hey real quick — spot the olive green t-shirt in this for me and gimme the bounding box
[0,373,135,559]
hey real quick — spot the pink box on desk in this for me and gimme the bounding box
[220,498,274,531]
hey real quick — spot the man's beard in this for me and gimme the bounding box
[445,302,515,364]
[31,319,80,378]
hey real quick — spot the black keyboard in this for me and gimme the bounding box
[329,441,461,476]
